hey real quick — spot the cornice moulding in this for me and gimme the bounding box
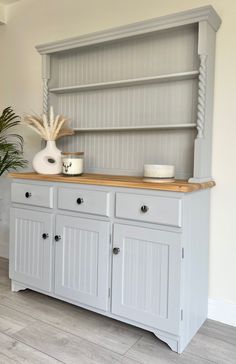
[36,5,221,55]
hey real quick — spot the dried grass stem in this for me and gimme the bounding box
[24,106,74,141]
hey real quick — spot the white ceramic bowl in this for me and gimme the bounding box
[143,164,175,178]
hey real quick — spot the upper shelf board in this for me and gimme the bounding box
[49,71,199,94]
[36,6,221,55]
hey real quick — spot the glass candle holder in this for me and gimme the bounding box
[62,152,84,176]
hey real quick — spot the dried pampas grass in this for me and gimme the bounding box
[24,107,74,141]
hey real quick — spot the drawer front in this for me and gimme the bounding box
[116,192,182,227]
[58,187,110,216]
[11,183,53,208]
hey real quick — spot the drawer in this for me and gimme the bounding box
[115,192,182,227]
[58,187,110,217]
[11,183,53,208]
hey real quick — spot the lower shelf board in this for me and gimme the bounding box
[72,123,197,132]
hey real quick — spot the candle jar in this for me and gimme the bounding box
[62,152,84,176]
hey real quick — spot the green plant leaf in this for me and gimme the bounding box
[0,107,28,176]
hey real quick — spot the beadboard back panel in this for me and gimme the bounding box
[53,79,198,129]
[58,128,196,178]
[49,24,198,88]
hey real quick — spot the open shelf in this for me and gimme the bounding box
[73,123,197,132]
[44,22,202,179]
[49,70,199,94]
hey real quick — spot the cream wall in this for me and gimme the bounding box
[0,0,235,321]
[0,4,5,23]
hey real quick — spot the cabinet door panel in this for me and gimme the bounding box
[55,215,110,311]
[9,208,53,292]
[112,224,181,334]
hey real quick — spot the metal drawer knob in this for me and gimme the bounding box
[25,192,32,198]
[113,247,120,255]
[140,205,149,213]
[42,233,49,240]
[77,197,84,205]
[54,235,61,242]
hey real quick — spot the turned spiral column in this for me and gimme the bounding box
[197,54,207,138]
[43,78,49,114]
[42,55,50,114]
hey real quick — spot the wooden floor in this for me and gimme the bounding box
[0,258,235,364]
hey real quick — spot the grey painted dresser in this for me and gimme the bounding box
[9,6,220,354]
[9,173,215,353]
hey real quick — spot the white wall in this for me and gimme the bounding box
[0,0,235,324]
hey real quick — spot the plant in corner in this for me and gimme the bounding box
[0,106,27,176]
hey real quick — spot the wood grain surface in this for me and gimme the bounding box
[8,172,215,193]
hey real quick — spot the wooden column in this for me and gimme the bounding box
[189,21,217,182]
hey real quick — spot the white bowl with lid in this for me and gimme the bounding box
[143,164,175,178]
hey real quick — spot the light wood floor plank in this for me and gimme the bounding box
[121,357,142,364]
[125,333,217,364]
[0,282,11,295]
[0,352,18,364]
[0,260,10,287]
[185,332,236,364]
[0,331,61,363]
[0,290,143,355]
[0,304,36,335]
[200,319,236,346]
[12,320,133,364]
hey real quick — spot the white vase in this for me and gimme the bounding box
[32,140,62,174]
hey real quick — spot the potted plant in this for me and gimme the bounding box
[0,106,27,176]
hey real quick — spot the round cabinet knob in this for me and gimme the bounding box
[54,235,61,242]
[42,233,49,240]
[113,247,120,255]
[77,197,84,205]
[140,205,149,213]
[25,192,32,198]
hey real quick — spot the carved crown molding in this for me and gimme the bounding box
[36,6,221,55]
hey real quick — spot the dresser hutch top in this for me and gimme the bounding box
[35,6,221,182]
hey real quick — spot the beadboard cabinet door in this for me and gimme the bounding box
[9,208,53,292]
[54,215,110,311]
[112,224,182,334]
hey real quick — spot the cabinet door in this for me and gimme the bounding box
[54,215,110,311]
[112,224,181,334]
[9,208,53,292]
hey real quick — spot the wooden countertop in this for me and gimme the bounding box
[8,172,215,193]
